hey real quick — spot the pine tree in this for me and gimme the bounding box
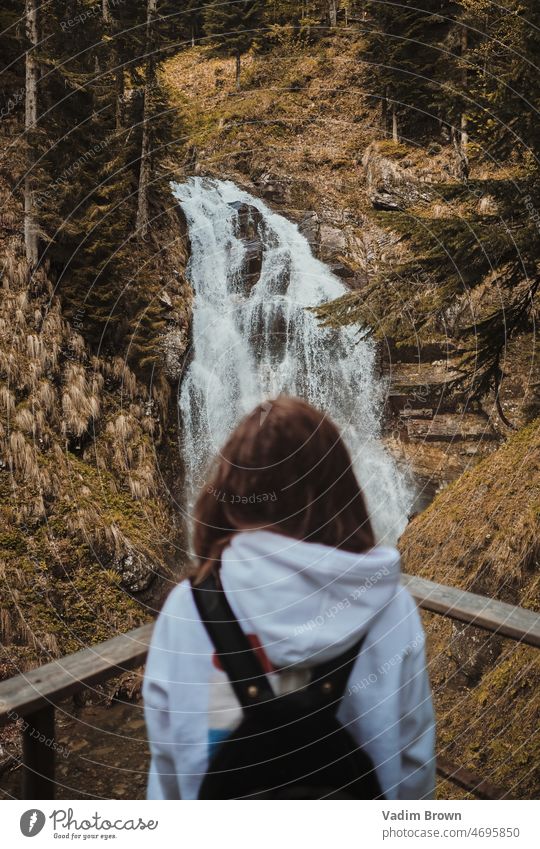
[364,1,460,142]
[136,0,158,238]
[204,0,264,89]
[0,1,24,114]
[24,0,39,265]
[459,0,540,163]
[182,0,204,46]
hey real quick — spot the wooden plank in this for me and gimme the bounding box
[22,706,55,800]
[0,623,154,725]
[437,756,508,800]
[402,574,540,648]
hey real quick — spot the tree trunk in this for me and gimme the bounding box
[451,126,469,182]
[136,0,158,239]
[392,103,398,143]
[381,84,388,133]
[460,111,468,151]
[136,79,153,237]
[115,69,125,129]
[102,0,124,129]
[460,26,468,152]
[24,0,39,266]
[329,1,338,27]
[235,53,241,91]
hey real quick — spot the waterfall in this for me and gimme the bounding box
[173,177,414,545]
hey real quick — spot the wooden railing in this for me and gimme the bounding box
[1,574,539,800]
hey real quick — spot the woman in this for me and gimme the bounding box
[143,396,435,799]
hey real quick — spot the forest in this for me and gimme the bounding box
[0,0,538,800]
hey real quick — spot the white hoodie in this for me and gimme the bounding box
[143,530,436,800]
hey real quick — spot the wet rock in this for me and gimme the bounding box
[229,201,264,292]
[248,302,288,362]
[229,200,262,241]
[328,261,355,279]
[298,211,320,249]
[243,238,264,289]
[115,549,156,593]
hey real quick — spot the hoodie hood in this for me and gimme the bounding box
[220,530,401,668]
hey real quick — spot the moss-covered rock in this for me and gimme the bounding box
[400,419,540,798]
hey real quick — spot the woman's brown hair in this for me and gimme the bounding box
[192,396,375,580]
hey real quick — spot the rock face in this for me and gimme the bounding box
[318,223,347,260]
[253,172,294,205]
[298,211,319,250]
[362,142,432,210]
[383,358,500,492]
[229,200,264,293]
[404,413,497,443]
[298,212,364,283]
[158,207,193,380]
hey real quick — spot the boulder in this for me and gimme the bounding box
[115,549,156,593]
[372,192,402,212]
[318,223,347,263]
[449,622,503,685]
[328,261,356,280]
[477,195,498,216]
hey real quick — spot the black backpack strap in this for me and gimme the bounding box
[191,571,275,709]
[192,571,367,713]
[307,634,367,703]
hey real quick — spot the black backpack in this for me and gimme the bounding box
[191,572,384,800]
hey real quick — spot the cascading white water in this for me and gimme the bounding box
[173,177,414,544]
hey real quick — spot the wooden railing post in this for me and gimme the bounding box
[22,705,56,799]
